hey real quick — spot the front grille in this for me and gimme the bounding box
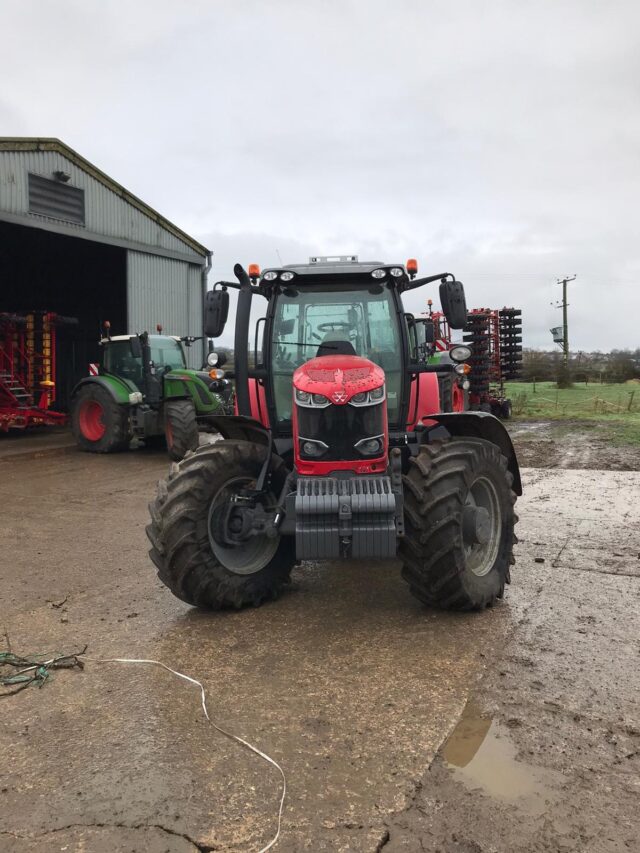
[297,400,385,461]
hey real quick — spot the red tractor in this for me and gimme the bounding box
[147,256,520,612]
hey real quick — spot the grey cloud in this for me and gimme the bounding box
[1,0,639,350]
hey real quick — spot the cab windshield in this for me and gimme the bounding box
[270,284,402,425]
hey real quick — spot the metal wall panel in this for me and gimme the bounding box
[127,252,203,368]
[0,150,202,259]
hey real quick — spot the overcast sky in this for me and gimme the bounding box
[2,0,639,350]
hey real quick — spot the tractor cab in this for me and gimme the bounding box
[100,334,187,390]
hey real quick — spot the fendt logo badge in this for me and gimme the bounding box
[332,391,347,403]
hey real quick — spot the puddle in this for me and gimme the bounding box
[442,701,562,815]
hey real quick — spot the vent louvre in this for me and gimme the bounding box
[28,173,85,225]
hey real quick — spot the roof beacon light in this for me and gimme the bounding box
[389,267,403,277]
[156,324,163,333]
[406,258,418,277]
[371,269,386,279]
[248,263,260,280]
[280,271,295,282]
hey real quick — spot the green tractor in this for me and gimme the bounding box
[70,325,233,461]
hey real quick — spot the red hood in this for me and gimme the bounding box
[293,354,385,405]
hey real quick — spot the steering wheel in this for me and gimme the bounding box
[318,322,351,332]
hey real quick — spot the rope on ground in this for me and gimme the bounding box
[1,637,286,852]
[86,656,286,853]
[0,634,86,696]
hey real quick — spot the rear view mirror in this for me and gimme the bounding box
[129,336,142,358]
[439,280,467,329]
[423,319,435,343]
[204,289,230,338]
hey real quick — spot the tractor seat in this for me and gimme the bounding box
[316,333,356,358]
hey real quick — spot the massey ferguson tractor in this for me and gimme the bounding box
[147,256,521,611]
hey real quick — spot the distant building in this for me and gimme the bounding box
[0,137,211,407]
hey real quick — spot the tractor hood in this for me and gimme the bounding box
[293,355,385,404]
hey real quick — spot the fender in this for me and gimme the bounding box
[71,375,134,406]
[423,411,522,495]
[199,414,271,447]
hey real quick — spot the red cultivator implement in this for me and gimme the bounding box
[0,312,75,432]
[464,308,523,418]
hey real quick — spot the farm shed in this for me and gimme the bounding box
[0,137,211,409]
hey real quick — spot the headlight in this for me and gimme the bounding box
[300,438,328,457]
[263,270,278,281]
[454,363,471,375]
[349,385,385,406]
[295,388,330,407]
[389,267,403,277]
[354,435,384,456]
[207,352,219,366]
[449,345,472,362]
[371,269,386,279]
[280,271,295,282]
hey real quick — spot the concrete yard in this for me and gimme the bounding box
[1,434,639,852]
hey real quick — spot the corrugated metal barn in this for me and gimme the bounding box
[0,137,211,408]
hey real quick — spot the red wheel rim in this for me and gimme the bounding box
[451,384,461,412]
[165,418,174,448]
[79,400,106,441]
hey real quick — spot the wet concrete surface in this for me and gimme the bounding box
[1,446,639,851]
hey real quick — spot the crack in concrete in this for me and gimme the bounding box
[0,821,217,851]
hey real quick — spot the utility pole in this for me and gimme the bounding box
[556,275,576,367]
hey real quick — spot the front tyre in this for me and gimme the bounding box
[400,438,517,610]
[146,441,295,609]
[164,399,199,461]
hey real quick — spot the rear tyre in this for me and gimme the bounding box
[164,399,199,461]
[400,438,517,610]
[146,440,295,609]
[71,384,131,453]
[500,400,513,420]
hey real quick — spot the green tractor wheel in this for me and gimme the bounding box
[164,399,199,461]
[71,384,131,453]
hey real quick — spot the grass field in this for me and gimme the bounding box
[503,381,640,445]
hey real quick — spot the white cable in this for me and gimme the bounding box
[86,657,286,853]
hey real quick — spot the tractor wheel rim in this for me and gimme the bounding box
[463,476,502,577]
[207,476,279,575]
[79,400,106,441]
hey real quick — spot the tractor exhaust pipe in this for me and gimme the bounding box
[233,263,252,416]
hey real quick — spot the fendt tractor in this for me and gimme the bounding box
[147,256,521,612]
[71,326,233,461]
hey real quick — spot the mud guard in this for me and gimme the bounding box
[71,375,133,406]
[199,414,271,447]
[423,412,522,495]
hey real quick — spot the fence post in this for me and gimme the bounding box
[628,391,636,412]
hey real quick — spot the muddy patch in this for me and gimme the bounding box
[508,420,640,471]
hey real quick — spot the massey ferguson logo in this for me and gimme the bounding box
[332,390,347,403]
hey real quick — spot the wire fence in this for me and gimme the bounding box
[511,389,638,416]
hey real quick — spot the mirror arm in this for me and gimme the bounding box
[403,272,453,293]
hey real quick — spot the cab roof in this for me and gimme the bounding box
[260,255,409,286]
